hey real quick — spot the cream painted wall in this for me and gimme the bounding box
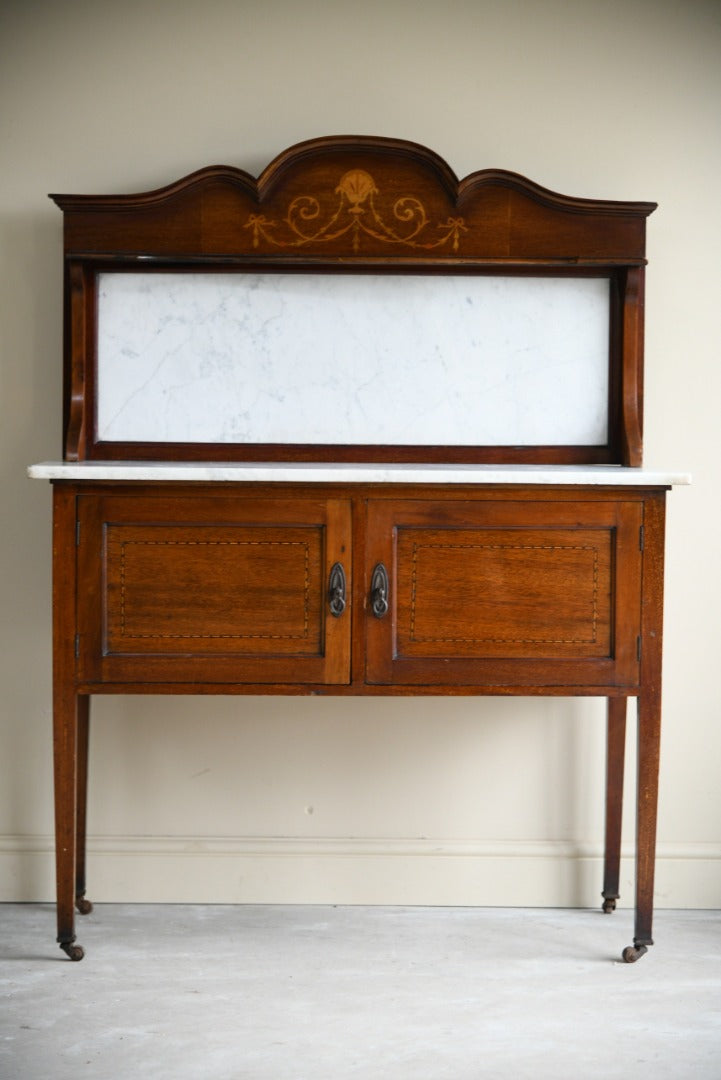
[1,0,719,907]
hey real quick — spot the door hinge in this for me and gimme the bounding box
[636,635,642,662]
[74,633,80,659]
[76,520,81,546]
[639,525,644,551]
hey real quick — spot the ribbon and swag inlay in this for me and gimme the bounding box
[244,169,467,253]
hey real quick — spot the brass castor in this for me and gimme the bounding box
[75,895,93,915]
[622,944,648,963]
[602,897,617,914]
[59,941,85,962]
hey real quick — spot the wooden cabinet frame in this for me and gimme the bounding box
[36,136,684,965]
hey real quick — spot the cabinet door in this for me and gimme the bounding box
[77,494,351,685]
[365,499,643,689]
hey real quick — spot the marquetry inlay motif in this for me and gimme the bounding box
[245,168,467,253]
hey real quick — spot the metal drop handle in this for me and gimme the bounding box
[370,563,389,618]
[328,562,347,617]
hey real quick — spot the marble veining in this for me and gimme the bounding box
[96,273,610,447]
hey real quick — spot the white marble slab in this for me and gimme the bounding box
[96,272,610,447]
[27,462,691,486]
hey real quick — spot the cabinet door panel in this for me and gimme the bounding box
[365,499,642,688]
[396,526,612,659]
[105,524,322,656]
[77,495,351,685]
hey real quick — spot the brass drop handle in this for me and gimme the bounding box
[328,562,347,617]
[370,563,389,618]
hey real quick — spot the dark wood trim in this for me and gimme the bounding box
[86,441,616,466]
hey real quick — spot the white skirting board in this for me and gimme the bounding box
[2,835,719,908]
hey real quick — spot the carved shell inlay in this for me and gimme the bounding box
[335,169,378,209]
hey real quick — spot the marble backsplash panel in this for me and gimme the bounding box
[96,272,610,447]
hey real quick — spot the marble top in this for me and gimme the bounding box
[27,462,690,486]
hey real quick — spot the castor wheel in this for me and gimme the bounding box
[622,943,648,963]
[59,941,85,962]
[75,895,93,915]
[602,897,617,914]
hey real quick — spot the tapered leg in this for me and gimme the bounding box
[602,696,627,913]
[75,695,93,915]
[621,491,665,963]
[52,484,84,960]
[53,685,83,960]
[621,685,662,962]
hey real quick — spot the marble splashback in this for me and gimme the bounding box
[96,272,610,446]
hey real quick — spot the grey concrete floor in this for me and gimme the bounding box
[1,905,720,1080]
